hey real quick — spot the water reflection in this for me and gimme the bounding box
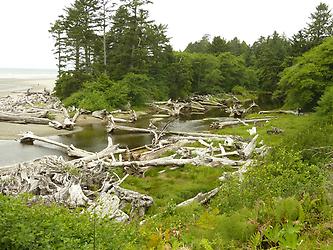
[0,108,227,166]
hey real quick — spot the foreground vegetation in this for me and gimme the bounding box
[1,108,333,249]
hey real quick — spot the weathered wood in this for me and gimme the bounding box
[19,132,92,158]
[69,137,126,164]
[0,112,51,125]
[211,118,272,129]
[104,155,246,168]
[0,155,153,221]
[176,186,222,207]
[259,109,302,116]
[241,134,259,159]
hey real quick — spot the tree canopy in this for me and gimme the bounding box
[278,37,333,111]
[49,1,333,111]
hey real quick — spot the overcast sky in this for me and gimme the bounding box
[0,0,326,69]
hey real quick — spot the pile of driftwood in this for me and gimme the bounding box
[210,117,273,129]
[149,95,229,118]
[149,94,259,120]
[0,116,269,223]
[0,136,153,222]
[92,109,137,123]
[0,92,271,222]
[0,89,81,130]
[224,95,259,118]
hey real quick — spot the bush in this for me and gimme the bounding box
[213,148,325,213]
[55,71,93,99]
[316,85,333,118]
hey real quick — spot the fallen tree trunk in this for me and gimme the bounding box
[19,132,93,158]
[259,110,301,116]
[104,155,246,168]
[0,112,51,125]
[241,134,259,159]
[107,124,152,134]
[167,130,240,140]
[176,186,222,207]
[211,118,272,129]
[69,137,126,165]
[48,107,81,130]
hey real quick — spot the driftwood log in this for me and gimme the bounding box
[211,117,272,129]
[176,186,222,207]
[19,132,93,158]
[0,155,153,221]
[259,109,302,116]
[0,112,51,125]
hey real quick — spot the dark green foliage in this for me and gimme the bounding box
[50,0,172,105]
[316,85,333,118]
[208,36,229,55]
[279,37,333,111]
[119,73,152,106]
[168,53,192,99]
[291,2,333,56]
[213,149,325,214]
[0,195,141,249]
[63,73,165,110]
[218,52,258,91]
[185,34,211,54]
[307,2,333,48]
[252,31,291,91]
[55,71,93,99]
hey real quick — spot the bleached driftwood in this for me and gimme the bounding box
[0,112,51,125]
[259,110,302,116]
[176,186,222,207]
[0,155,153,221]
[104,155,246,168]
[19,132,92,158]
[241,134,259,159]
[225,101,258,118]
[48,107,80,130]
[70,137,126,165]
[211,117,272,129]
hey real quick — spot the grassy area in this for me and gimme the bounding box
[1,112,332,249]
[122,165,223,215]
[215,113,315,147]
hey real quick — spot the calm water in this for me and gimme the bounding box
[0,110,226,166]
[0,68,57,80]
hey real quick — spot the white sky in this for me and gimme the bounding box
[0,0,327,69]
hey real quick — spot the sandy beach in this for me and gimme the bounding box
[0,76,65,140]
[0,78,56,97]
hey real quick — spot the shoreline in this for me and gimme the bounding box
[0,78,56,97]
[0,76,68,140]
[0,115,104,141]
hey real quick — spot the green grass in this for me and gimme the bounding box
[1,111,332,249]
[215,113,314,147]
[122,164,223,214]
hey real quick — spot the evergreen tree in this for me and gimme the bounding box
[184,34,211,54]
[252,32,291,91]
[107,0,170,79]
[278,37,333,111]
[291,2,333,56]
[307,2,333,47]
[227,37,249,56]
[208,36,229,55]
[49,18,67,75]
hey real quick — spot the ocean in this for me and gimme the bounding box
[0,68,57,93]
[0,68,57,80]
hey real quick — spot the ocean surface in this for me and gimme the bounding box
[0,68,57,93]
[0,68,57,80]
